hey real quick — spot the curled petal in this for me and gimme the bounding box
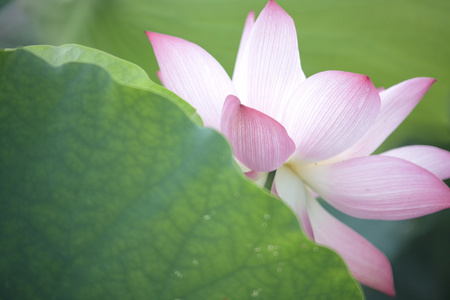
[306,195,395,296]
[382,145,450,180]
[334,77,436,159]
[300,155,450,220]
[273,166,314,239]
[221,95,295,172]
[147,32,235,129]
[232,0,305,118]
[283,71,381,162]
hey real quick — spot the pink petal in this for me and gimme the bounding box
[220,95,295,172]
[273,166,314,239]
[245,170,259,180]
[282,71,381,163]
[233,11,255,82]
[306,196,395,296]
[232,0,306,119]
[382,145,450,180]
[147,32,236,129]
[300,155,450,220]
[334,77,436,159]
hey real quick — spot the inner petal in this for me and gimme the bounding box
[232,0,306,120]
[282,71,381,163]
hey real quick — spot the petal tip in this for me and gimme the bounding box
[386,287,396,297]
[356,73,377,92]
[422,76,437,88]
[350,72,375,87]
[145,31,156,41]
[225,94,241,107]
[146,31,168,45]
[146,31,178,46]
[265,0,290,17]
[320,71,376,89]
[405,77,437,91]
[375,257,396,297]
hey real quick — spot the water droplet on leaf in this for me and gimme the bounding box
[174,271,183,278]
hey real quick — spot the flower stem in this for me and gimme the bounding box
[264,170,276,191]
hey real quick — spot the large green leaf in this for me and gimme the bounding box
[24,44,202,126]
[0,46,363,299]
[15,0,450,150]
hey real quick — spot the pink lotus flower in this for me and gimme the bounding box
[147,0,450,295]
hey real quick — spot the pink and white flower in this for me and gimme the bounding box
[147,0,450,295]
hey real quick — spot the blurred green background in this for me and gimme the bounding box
[1,0,449,299]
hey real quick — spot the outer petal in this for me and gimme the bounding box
[283,71,380,163]
[232,0,306,119]
[306,196,395,296]
[147,32,236,129]
[274,166,314,239]
[221,95,295,172]
[382,145,450,180]
[233,11,255,81]
[299,155,450,220]
[333,77,436,159]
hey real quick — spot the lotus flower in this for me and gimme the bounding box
[146,0,450,295]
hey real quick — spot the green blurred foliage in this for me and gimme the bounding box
[0,0,11,9]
